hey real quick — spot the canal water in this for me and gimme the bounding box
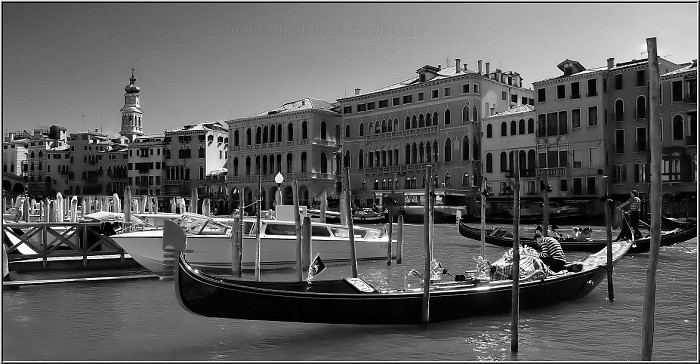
[2,223,697,361]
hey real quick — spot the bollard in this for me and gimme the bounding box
[396,215,403,264]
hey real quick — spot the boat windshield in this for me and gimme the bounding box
[330,226,368,239]
[175,213,230,235]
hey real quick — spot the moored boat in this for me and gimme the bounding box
[458,218,697,253]
[174,236,633,324]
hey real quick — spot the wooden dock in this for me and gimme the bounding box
[3,272,159,288]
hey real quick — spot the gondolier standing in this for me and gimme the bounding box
[617,189,642,239]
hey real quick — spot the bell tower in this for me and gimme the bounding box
[120,68,144,142]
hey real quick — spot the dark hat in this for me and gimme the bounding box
[534,230,543,240]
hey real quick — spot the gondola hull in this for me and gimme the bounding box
[458,219,697,253]
[175,241,632,325]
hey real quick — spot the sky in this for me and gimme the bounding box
[2,1,698,138]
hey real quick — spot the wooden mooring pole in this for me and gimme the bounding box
[511,154,521,352]
[396,215,403,264]
[293,180,303,282]
[421,164,432,325]
[387,172,396,265]
[602,175,614,300]
[343,167,358,278]
[641,36,663,361]
[302,215,311,272]
[231,216,242,277]
[255,175,262,282]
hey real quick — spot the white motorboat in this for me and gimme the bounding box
[110,211,396,275]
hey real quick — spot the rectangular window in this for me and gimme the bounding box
[522,96,528,104]
[546,113,558,136]
[560,179,568,192]
[636,127,647,152]
[357,103,366,112]
[557,85,566,99]
[558,111,568,135]
[615,130,625,153]
[572,149,582,168]
[614,164,626,183]
[672,80,683,102]
[511,94,518,103]
[635,163,648,183]
[558,150,567,167]
[432,89,439,99]
[587,78,597,96]
[366,102,375,110]
[378,99,388,108]
[603,78,607,93]
[537,88,546,102]
[573,177,582,195]
[444,87,451,97]
[474,84,480,93]
[588,106,598,126]
[537,114,546,137]
[343,106,352,114]
[528,98,534,105]
[571,82,580,99]
[636,69,646,87]
[392,97,400,106]
[502,91,508,100]
[418,92,424,101]
[548,150,558,168]
[538,152,547,170]
[572,109,581,128]
[586,176,596,195]
[589,147,599,167]
[403,95,412,104]
[462,84,470,93]
[615,74,623,90]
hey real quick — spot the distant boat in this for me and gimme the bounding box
[352,208,385,223]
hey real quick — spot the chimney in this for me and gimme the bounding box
[478,60,483,74]
[607,57,615,69]
[463,63,468,72]
[514,72,521,88]
[455,58,461,73]
[438,64,442,71]
[485,62,491,77]
[496,69,502,82]
[354,88,361,96]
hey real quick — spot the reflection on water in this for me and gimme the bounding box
[2,223,697,361]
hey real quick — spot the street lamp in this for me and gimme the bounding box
[275,172,284,206]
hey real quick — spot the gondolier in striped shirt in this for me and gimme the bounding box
[533,230,567,272]
[617,189,642,239]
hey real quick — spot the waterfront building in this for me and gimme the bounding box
[127,134,165,197]
[25,125,69,198]
[66,130,112,195]
[481,105,536,218]
[2,132,30,195]
[338,58,534,221]
[163,121,229,212]
[225,98,341,213]
[659,59,697,216]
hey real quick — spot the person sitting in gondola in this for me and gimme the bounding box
[574,226,592,241]
[533,230,567,273]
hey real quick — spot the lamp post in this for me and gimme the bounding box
[275,172,284,207]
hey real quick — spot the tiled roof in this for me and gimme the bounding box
[484,105,534,119]
[662,60,697,77]
[170,120,228,133]
[246,98,336,118]
[536,66,606,83]
[361,65,477,96]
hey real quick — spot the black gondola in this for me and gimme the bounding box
[458,218,696,254]
[174,237,633,325]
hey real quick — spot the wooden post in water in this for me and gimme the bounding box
[293,180,303,282]
[387,172,396,265]
[124,187,132,224]
[421,164,433,325]
[602,175,615,300]
[642,36,663,361]
[542,168,549,237]
[343,167,358,278]
[231,216,242,277]
[429,174,435,257]
[302,215,311,271]
[480,176,487,259]
[255,175,262,281]
[396,215,403,264]
[320,189,327,223]
[237,192,245,277]
[511,154,521,352]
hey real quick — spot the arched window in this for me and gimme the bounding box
[405,116,410,130]
[419,142,425,163]
[301,152,307,172]
[615,99,624,121]
[433,111,439,125]
[262,155,268,174]
[673,115,684,140]
[419,114,424,128]
[394,118,399,131]
[246,157,251,175]
[426,113,432,126]
[519,119,526,134]
[528,118,535,133]
[256,126,262,144]
[426,141,432,162]
[336,125,341,141]
[500,152,507,172]
[501,122,508,136]
[375,121,380,134]
[319,121,324,140]
[487,124,493,138]
[382,119,387,132]
[387,119,393,132]
[473,105,478,122]
[444,173,451,187]
[345,124,350,139]
[511,120,517,135]
[359,122,364,137]
[486,153,493,173]
[405,144,411,164]
[263,126,269,143]
[519,150,527,173]
[528,149,536,172]
[277,124,283,142]
[433,139,439,162]
[234,130,239,146]
[444,109,451,125]
[374,179,379,190]
[508,151,514,172]
[411,115,417,129]
[358,149,364,169]
[369,122,374,135]
[288,123,294,141]
[412,143,418,164]
[270,126,275,143]
[30,151,34,159]
[462,105,470,123]
[247,128,252,145]
[368,149,374,168]
[286,153,293,173]
[233,158,239,176]
[321,153,328,173]
[303,120,309,140]
[462,136,470,160]
[636,96,646,118]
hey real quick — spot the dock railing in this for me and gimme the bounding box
[3,221,127,268]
